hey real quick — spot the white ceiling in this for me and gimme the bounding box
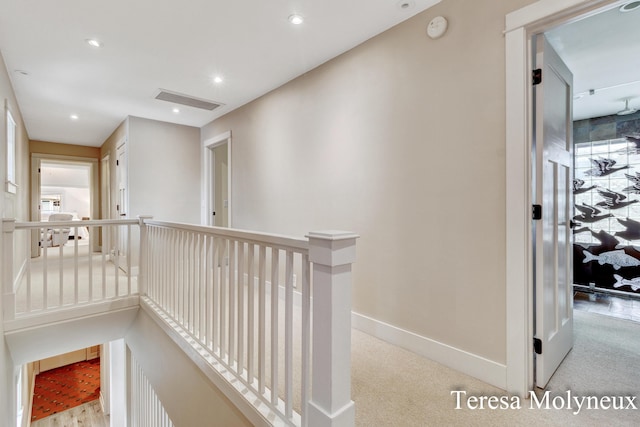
[546,2,640,121]
[0,0,441,147]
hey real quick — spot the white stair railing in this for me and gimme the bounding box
[141,220,358,427]
[130,351,176,427]
[2,218,140,321]
[2,217,357,426]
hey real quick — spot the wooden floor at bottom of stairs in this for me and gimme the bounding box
[30,400,109,427]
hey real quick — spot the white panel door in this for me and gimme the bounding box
[534,35,574,388]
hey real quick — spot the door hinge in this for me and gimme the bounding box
[212,211,216,216]
[117,204,120,212]
[532,204,542,220]
[534,337,542,355]
[116,160,119,166]
[532,69,542,85]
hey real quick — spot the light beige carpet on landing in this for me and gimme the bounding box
[352,310,640,426]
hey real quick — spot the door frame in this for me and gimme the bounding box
[202,131,232,227]
[101,154,111,254]
[115,140,128,271]
[505,0,621,396]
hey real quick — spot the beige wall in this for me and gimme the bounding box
[0,48,30,425]
[203,0,537,365]
[99,117,201,269]
[100,117,201,224]
[127,116,201,223]
[30,140,100,159]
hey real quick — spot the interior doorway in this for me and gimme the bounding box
[39,162,91,222]
[545,2,640,302]
[504,0,634,396]
[115,141,129,272]
[30,155,99,256]
[533,0,640,390]
[203,131,232,227]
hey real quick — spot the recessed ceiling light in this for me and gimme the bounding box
[397,0,414,10]
[620,1,640,12]
[213,76,223,84]
[70,114,79,120]
[172,108,180,114]
[288,14,304,25]
[85,38,103,48]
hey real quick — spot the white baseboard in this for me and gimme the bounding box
[352,312,507,390]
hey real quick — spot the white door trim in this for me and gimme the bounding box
[504,0,620,396]
[202,131,232,227]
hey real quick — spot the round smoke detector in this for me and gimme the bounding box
[397,1,414,10]
[620,1,640,12]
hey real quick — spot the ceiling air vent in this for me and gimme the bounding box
[155,89,222,111]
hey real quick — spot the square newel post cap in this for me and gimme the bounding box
[307,230,359,267]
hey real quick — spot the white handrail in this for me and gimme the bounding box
[144,220,309,252]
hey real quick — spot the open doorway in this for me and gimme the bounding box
[203,131,232,227]
[546,2,640,305]
[505,0,640,396]
[30,155,100,256]
[535,5,640,394]
[535,0,640,390]
[39,161,91,223]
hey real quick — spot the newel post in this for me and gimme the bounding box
[3,219,16,320]
[307,230,359,427]
[137,215,153,296]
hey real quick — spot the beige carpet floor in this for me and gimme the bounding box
[352,310,640,426]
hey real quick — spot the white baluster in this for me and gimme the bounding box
[258,244,266,394]
[238,241,245,374]
[285,250,294,419]
[270,247,279,406]
[247,243,255,383]
[138,215,152,297]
